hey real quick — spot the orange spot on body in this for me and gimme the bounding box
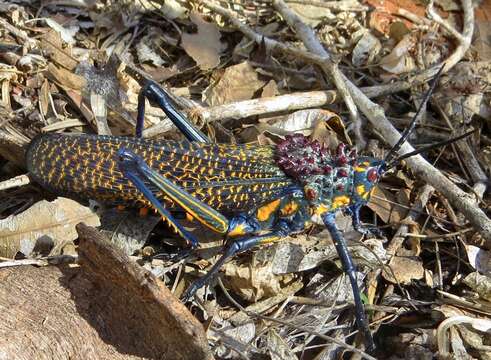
[280,201,298,216]
[257,199,281,222]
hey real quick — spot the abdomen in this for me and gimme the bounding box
[26,133,293,211]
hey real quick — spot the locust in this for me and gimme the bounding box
[26,65,472,352]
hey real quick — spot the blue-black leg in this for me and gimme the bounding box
[136,80,210,143]
[322,212,375,352]
[182,227,289,301]
[117,148,199,249]
[349,203,383,238]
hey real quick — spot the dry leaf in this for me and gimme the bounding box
[475,5,491,60]
[100,209,161,256]
[0,197,100,258]
[136,39,166,67]
[40,30,78,70]
[44,18,79,45]
[223,249,301,301]
[160,0,187,20]
[383,256,424,284]
[181,12,224,70]
[267,329,298,360]
[463,272,491,302]
[379,34,417,74]
[204,61,265,106]
[352,31,381,66]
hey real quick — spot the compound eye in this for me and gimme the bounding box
[367,168,379,183]
[305,186,318,201]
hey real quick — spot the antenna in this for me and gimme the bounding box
[387,128,476,168]
[384,64,446,164]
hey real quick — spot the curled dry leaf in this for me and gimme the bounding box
[266,109,342,136]
[288,3,334,27]
[0,197,100,258]
[44,18,79,45]
[203,61,265,106]
[181,12,224,70]
[379,34,417,74]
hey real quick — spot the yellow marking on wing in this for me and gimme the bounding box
[151,175,229,233]
[354,166,366,172]
[257,199,281,222]
[331,195,350,210]
[280,201,298,216]
[259,235,282,244]
[356,184,365,195]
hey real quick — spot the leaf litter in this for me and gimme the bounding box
[0,0,490,359]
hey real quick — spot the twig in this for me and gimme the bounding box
[285,0,369,12]
[0,255,77,268]
[197,90,337,123]
[427,0,474,70]
[272,0,365,148]
[0,174,31,191]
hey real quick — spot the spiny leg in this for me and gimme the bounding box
[136,80,210,143]
[117,148,209,249]
[182,227,288,301]
[322,212,375,352]
[183,197,309,300]
[349,203,383,238]
[118,148,229,236]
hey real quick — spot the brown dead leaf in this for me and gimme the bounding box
[379,34,417,74]
[204,61,265,106]
[181,12,224,70]
[223,254,301,302]
[0,197,100,258]
[261,79,279,98]
[48,63,86,91]
[368,186,409,224]
[383,256,424,284]
[40,30,78,70]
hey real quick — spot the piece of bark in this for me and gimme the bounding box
[0,223,212,360]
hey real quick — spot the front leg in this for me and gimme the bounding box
[322,212,375,352]
[348,203,383,238]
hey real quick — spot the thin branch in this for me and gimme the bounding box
[272,0,365,148]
